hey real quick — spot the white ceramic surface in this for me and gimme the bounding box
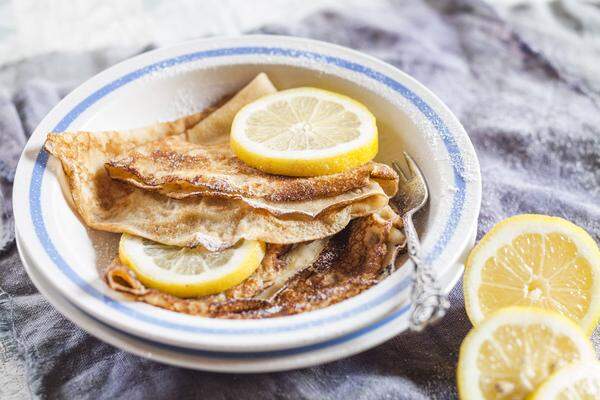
[17,230,467,373]
[13,35,481,353]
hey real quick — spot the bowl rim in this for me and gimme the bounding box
[13,34,481,352]
[18,232,414,372]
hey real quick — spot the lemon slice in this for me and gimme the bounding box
[464,214,600,333]
[529,361,600,400]
[457,307,596,400]
[230,87,378,176]
[119,234,265,298]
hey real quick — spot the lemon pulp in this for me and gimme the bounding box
[230,87,378,176]
[464,214,600,333]
[119,234,265,298]
[457,307,596,400]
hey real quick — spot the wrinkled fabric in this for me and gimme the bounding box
[0,0,599,399]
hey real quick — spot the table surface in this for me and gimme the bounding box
[0,0,599,399]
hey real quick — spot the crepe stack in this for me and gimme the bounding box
[45,73,405,319]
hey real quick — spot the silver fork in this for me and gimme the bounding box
[391,153,450,331]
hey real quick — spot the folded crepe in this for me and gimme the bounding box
[45,73,398,250]
[106,135,398,217]
[105,72,397,217]
[105,207,405,318]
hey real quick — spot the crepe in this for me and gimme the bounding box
[105,206,405,318]
[105,135,398,217]
[185,72,277,144]
[44,74,394,250]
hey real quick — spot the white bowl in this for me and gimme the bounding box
[13,35,481,353]
[17,229,412,372]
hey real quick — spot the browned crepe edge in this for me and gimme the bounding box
[105,153,398,203]
[104,210,405,319]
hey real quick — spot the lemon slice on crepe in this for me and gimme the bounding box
[230,87,378,176]
[457,307,596,400]
[119,234,265,298]
[529,361,600,400]
[464,214,600,333]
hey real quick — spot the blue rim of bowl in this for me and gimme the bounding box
[29,45,467,336]
[92,299,413,360]
[20,231,412,361]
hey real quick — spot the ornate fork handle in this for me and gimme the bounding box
[404,213,450,331]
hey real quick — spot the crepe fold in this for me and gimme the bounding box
[105,135,398,217]
[44,73,398,250]
[105,208,404,318]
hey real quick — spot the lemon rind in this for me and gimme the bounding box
[527,360,600,400]
[231,132,378,177]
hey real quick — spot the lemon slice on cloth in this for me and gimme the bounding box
[457,307,596,400]
[464,214,600,333]
[119,234,265,298]
[529,361,600,400]
[230,87,378,176]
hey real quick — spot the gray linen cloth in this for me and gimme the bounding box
[1,0,599,398]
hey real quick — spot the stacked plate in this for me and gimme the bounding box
[13,36,481,372]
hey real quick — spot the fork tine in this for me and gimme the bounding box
[392,161,409,182]
[403,152,420,179]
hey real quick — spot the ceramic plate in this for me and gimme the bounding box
[13,35,481,352]
[18,230,462,372]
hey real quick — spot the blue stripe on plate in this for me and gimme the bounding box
[90,303,413,359]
